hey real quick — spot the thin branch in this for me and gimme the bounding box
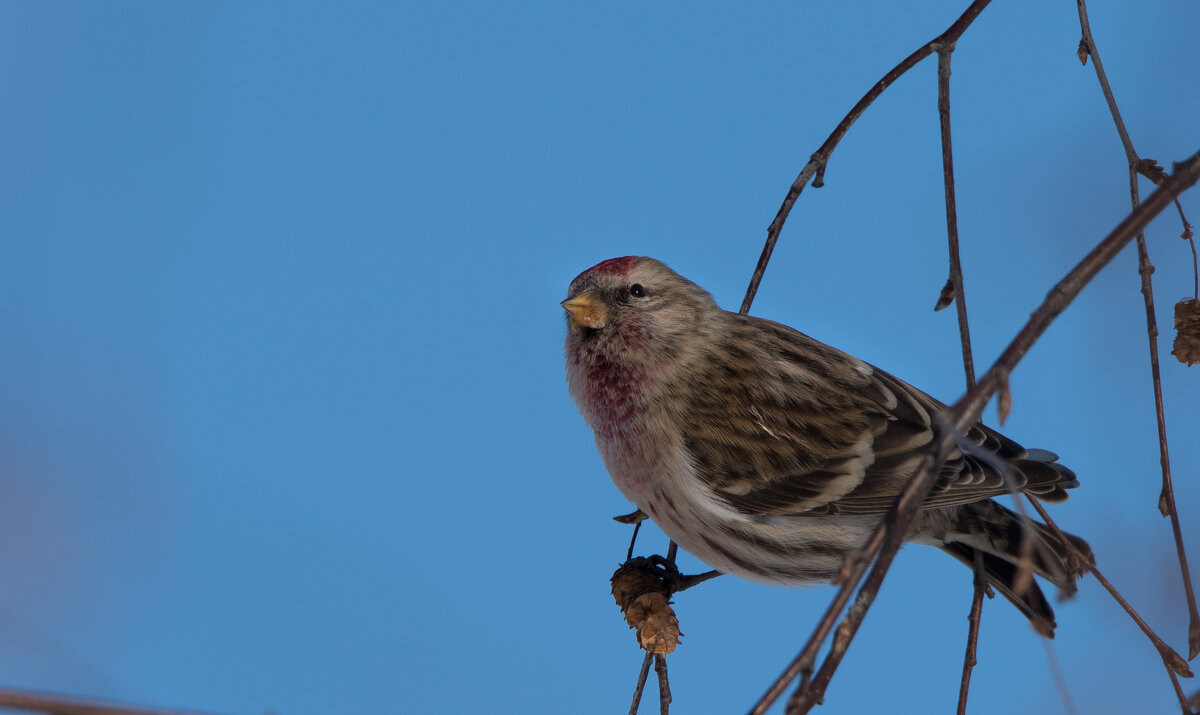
[751,150,1200,715]
[1027,497,1190,676]
[629,653,653,715]
[1137,226,1200,658]
[934,43,988,712]
[0,688,222,715]
[934,46,976,389]
[738,0,994,315]
[1075,1,1136,162]
[626,521,643,561]
[1188,230,1198,300]
[956,551,988,715]
[654,655,672,715]
[1077,0,1200,659]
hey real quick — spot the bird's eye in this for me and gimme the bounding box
[629,284,647,298]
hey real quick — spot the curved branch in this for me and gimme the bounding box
[0,687,221,715]
[739,0,993,315]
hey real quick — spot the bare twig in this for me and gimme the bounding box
[1077,0,1200,660]
[1187,231,1198,300]
[934,46,976,390]
[626,521,644,561]
[654,655,672,715]
[1075,0,1135,154]
[0,688,221,715]
[738,0,994,315]
[1135,230,1200,649]
[956,551,988,715]
[932,43,991,711]
[1027,498,1190,677]
[751,151,1200,715]
[630,653,653,715]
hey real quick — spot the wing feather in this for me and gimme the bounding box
[669,313,1075,517]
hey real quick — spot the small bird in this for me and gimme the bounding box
[562,256,1093,637]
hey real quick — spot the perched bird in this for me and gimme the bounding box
[562,256,1093,637]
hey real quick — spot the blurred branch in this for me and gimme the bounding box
[1027,497,1194,714]
[1040,639,1081,715]
[1076,0,1200,662]
[0,687,222,715]
[1027,497,1192,677]
[751,150,1200,715]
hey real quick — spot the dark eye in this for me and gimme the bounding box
[629,284,647,298]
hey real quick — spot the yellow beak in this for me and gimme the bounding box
[561,293,607,331]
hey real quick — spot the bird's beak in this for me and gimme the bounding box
[561,293,607,332]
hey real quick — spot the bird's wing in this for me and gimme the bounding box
[676,314,1070,517]
[819,368,1076,516]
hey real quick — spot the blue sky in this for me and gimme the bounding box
[1,2,1198,713]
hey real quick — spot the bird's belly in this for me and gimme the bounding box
[599,430,883,584]
[657,508,884,585]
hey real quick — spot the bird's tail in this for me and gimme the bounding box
[938,500,1094,638]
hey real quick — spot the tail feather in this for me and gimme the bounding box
[940,542,1057,638]
[1009,449,1080,503]
[938,500,1094,637]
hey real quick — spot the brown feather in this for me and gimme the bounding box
[669,311,1080,518]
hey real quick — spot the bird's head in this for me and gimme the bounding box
[561,256,720,361]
